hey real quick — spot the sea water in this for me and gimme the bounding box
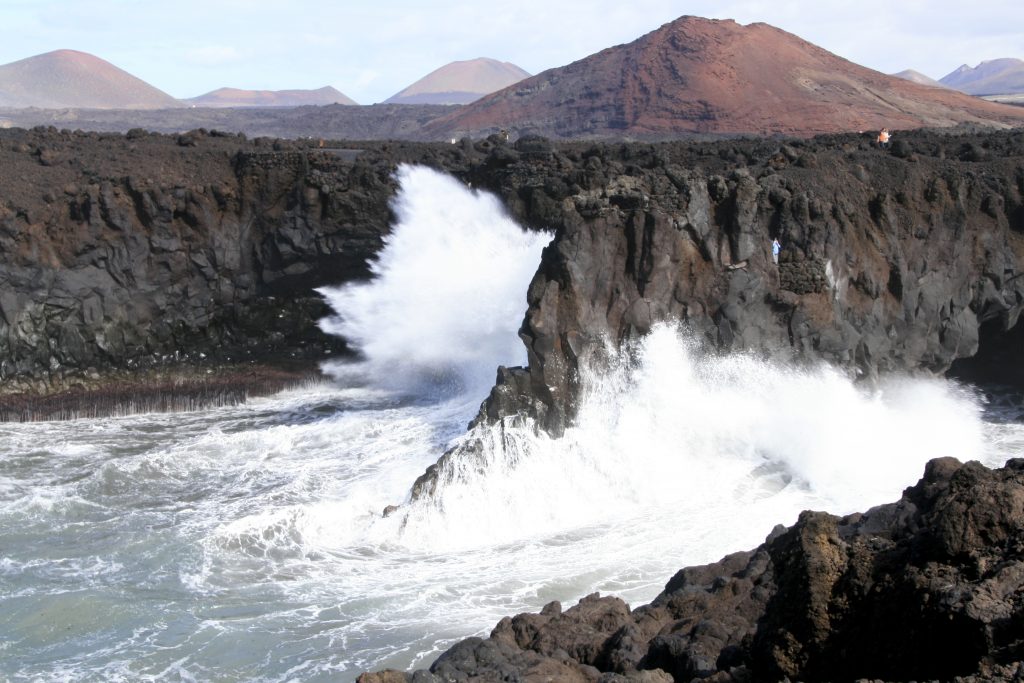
[0,166,1017,682]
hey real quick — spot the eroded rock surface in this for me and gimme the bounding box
[468,129,1024,435]
[3,127,1024,421]
[0,127,476,405]
[361,458,1024,682]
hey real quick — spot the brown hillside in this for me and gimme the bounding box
[425,17,1024,139]
[385,58,529,105]
[0,49,182,109]
[187,86,357,107]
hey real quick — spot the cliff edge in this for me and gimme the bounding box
[464,129,1024,436]
[3,127,1024,422]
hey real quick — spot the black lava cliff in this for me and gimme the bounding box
[362,457,1024,682]
[466,131,1024,435]
[5,123,1024,681]
[0,128,477,411]
[3,127,1024,412]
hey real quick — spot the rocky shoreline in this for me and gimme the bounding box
[362,457,1024,682]
[4,125,1024,678]
[4,126,1024,420]
[0,127,463,416]
[466,127,1024,435]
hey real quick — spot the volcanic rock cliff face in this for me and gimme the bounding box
[363,457,1024,682]
[0,127,475,408]
[6,125,1024,678]
[465,130,1024,435]
[3,127,1024,420]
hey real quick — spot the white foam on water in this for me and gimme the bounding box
[386,323,986,554]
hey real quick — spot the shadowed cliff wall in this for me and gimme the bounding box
[466,130,1024,434]
[2,127,1024,422]
[0,128,472,397]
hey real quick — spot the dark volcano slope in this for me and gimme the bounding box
[362,457,1024,682]
[2,127,1024,418]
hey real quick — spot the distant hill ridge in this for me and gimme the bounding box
[0,49,181,109]
[385,58,529,105]
[187,86,357,107]
[891,69,947,89]
[426,16,1024,139]
[940,58,1024,96]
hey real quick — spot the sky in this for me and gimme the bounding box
[1,0,1022,104]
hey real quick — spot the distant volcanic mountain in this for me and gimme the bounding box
[0,49,181,109]
[940,58,1024,95]
[385,58,529,105]
[187,86,357,108]
[891,69,947,88]
[425,17,1024,140]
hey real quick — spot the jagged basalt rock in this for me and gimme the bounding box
[0,127,480,415]
[361,458,1024,682]
[461,129,1024,435]
[4,127,1024,422]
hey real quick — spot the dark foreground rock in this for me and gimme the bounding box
[361,457,1024,682]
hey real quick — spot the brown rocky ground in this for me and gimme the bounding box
[0,103,458,140]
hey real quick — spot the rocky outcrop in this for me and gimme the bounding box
[362,457,1024,682]
[466,129,1024,435]
[3,126,1024,421]
[0,127,476,408]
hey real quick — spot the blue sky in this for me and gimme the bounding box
[1,0,1021,103]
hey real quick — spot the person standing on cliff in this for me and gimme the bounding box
[772,238,781,264]
[877,128,891,149]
